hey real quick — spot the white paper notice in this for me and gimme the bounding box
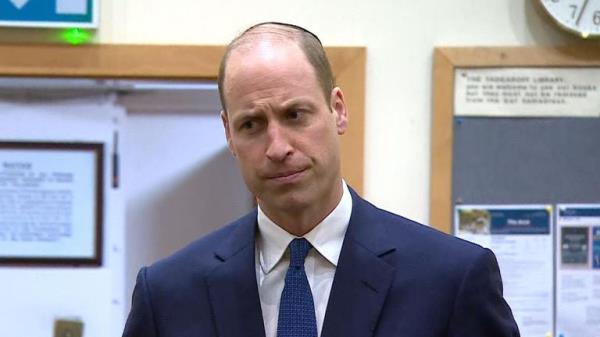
[455,205,554,337]
[454,68,600,117]
[0,147,98,258]
[556,204,600,337]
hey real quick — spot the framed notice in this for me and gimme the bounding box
[0,142,103,266]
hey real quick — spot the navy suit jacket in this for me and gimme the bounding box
[123,189,520,337]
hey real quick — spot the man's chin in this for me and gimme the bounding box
[258,193,310,213]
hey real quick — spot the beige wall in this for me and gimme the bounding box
[98,0,583,224]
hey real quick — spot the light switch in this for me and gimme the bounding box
[54,319,83,337]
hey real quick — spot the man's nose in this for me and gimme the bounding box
[265,123,293,162]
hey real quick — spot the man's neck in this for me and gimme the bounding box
[259,182,344,237]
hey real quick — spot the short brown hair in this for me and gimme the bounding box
[218,22,335,112]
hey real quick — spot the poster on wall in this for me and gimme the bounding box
[0,141,103,265]
[454,204,554,337]
[555,204,600,337]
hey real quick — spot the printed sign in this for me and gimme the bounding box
[455,68,600,117]
[0,0,97,28]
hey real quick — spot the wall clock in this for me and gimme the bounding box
[539,0,600,38]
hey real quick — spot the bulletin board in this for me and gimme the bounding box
[430,46,600,233]
[0,43,366,193]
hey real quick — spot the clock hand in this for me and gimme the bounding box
[576,0,590,26]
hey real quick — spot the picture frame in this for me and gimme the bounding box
[0,141,103,266]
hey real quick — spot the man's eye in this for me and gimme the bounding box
[288,110,302,120]
[241,120,255,130]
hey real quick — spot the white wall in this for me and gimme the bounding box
[0,86,251,336]
[0,97,126,337]
[97,0,588,225]
[121,90,252,309]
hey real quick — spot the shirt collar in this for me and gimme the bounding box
[256,181,352,274]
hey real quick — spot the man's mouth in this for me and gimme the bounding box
[267,168,307,183]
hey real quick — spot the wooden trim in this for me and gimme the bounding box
[439,46,600,67]
[0,43,366,194]
[430,46,600,233]
[328,47,366,194]
[0,44,224,79]
[430,49,455,234]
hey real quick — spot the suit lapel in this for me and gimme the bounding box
[321,190,396,337]
[206,211,266,337]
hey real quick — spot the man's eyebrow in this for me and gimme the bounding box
[281,97,318,108]
[230,109,262,124]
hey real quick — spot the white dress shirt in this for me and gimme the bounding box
[255,182,352,337]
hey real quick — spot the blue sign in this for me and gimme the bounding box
[593,227,600,269]
[489,208,551,235]
[0,0,96,28]
[559,206,600,218]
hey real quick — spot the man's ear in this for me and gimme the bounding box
[220,110,236,157]
[330,87,348,135]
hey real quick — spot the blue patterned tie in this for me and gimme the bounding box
[277,238,318,337]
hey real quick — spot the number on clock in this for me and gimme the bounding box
[541,0,600,38]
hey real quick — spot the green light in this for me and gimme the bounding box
[61,28,91,45]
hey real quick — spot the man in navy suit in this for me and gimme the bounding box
[123,22,520,337]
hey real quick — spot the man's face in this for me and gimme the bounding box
[221,39,348,218]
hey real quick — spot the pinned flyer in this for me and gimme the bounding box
[556,204,600,337]
[455,205,554,337]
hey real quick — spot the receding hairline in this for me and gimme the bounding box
[232,24,308,47]
[224,28,310,74]
[218,22,334,113]
[225,22,322,56]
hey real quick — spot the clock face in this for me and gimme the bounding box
[540,0,600,38]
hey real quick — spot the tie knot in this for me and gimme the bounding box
[288,238,311,268]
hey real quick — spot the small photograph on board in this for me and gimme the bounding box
[593,227,600,269]
[457,209,491,234]
[561,226,589,267]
